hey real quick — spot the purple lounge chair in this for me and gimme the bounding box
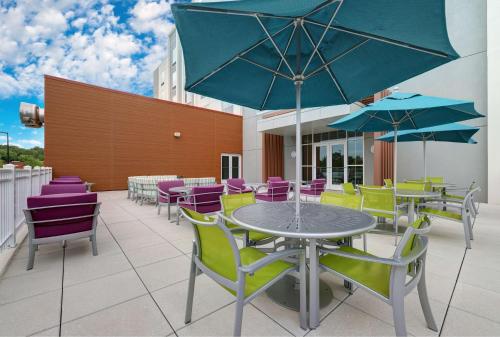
[226,178,253,194]
[178,185,225,225]
[59,176,81,179]
[300,179,327,200]
[267,176,283,183]
[50,179,84,185]
[157,180,185,219]
[23,193,100,270]
[255,181,290,202]
[41,184,87,195]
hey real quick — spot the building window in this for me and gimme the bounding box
[221,101,233,113]
[302,131,364,187]
[221,154,241,181]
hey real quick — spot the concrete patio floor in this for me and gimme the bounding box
[1,190,500,336]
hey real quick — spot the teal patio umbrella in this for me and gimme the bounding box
[330,93,484,187]
[376,123,479,181]
[171,0,460,218]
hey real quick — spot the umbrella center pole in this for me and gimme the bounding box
[295,80,303,219]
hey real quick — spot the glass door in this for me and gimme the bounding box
[313,141,347,188]
[331,142,346,185]
[221,154,241,182]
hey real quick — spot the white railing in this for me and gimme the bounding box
[0,164,53,250]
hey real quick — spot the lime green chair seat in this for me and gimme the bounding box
[221,193,274,245]
[444,193,465,201]
[236,247,292,297]
[419,207,462,221]
[320,246,391,297]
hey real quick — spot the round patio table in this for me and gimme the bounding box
[231,201,376,329]
[396,189,441,225]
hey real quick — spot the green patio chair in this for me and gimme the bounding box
[181,208,302,336]
[384,178,393,188]
[359,186,406,244]
[219,193,275,247]
[318,216,437,337]
[441,181,480,219]
[320,192,366,251]
[419,187,480,249]
[397,182,431,192]
[341,182,357,195]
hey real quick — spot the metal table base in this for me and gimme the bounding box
[266,274,333,311]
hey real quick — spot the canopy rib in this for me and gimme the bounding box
[303,19,452,59]
[187,21,294,90]
[255,15,295,76]
[403,110,419,129]
[184,6,293,20]
[304,39,369,80]
[302,0,343,75]
[260,24,297,110]
[238,56,293,80]
[301,24,349,104]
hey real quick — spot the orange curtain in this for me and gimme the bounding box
[262,133,284,182]
[373,90,394,185]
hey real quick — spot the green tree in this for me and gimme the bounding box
[0,145,44,167]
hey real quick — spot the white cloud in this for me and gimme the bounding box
[0,0,183,99]
[18,139,43,147]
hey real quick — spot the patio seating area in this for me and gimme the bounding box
[1,189,500,336]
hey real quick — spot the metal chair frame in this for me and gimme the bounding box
[318,219,437,336]
[23,202,101,270]
[181,209,304,336]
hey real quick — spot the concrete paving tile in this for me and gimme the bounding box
[124,242,183,268]
[136,255,190,291]
[451,282,500,324]
[441,307,500,336]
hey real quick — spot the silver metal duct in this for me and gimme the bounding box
[19,102,45,128]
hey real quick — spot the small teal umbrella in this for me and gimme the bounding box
[172,0,460,220]
[376,123,480,180]
[330,93,484,186]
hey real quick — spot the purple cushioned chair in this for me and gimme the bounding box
[41,184,87,195]
[300,179,327,200]
[59,176,81,179]
[255,181,290,202]
[157,180,185,219]
[226,178,253,195]
[23,193,100,270]
[50,179,84,185]
[267,176,283,183]
[178,184,225,225]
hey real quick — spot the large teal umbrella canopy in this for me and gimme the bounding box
[172,0,459,225]
[377,122,479,144]
[376,123,480,179]
[330,93,484,186]
[172,0,459,110]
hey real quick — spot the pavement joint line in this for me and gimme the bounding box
[249,302,301,337]
[99,213,179,337]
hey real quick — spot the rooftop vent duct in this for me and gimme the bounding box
[19,102,44,128]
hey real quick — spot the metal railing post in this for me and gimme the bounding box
[3,164,16,248]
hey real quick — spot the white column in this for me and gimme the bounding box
[488,0,500,204]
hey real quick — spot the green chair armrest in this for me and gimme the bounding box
[239,248,301,273]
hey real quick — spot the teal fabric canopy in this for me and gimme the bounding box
[376,123,479,144]
[376,123,479,179]
[172,0,459,110]
[329,93,483,132]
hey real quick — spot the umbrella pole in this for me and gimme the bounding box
[393,125,398,187]
[295,80,302,218]
[423,140,427,181]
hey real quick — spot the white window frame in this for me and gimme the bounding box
[221,153,242,182]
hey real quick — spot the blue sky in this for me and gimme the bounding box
[0,0,187,148]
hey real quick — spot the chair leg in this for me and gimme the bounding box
[394,216,398,246]
[27,241,35,270]
[299,245,307,330]
[462,218,472,249]
[233,270,246,337]
[392,269,407,337]
[91,234,98,256]
[362,233,367,252]
[417,258,438,332]
[185,243,197,324]
[157,204,161,215]
[167,202,171,220]
[176,205,180,226]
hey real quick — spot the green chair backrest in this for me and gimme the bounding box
[182,208,237,282]
[396,182,431,191]
[425,176,444,183]
[221,193,256,228]
[384,179,393,188]
[358,184,384,189]
[399,216,428,258]
[320,191,361,210]
[341,182,356,195]
[359,186,395,218]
